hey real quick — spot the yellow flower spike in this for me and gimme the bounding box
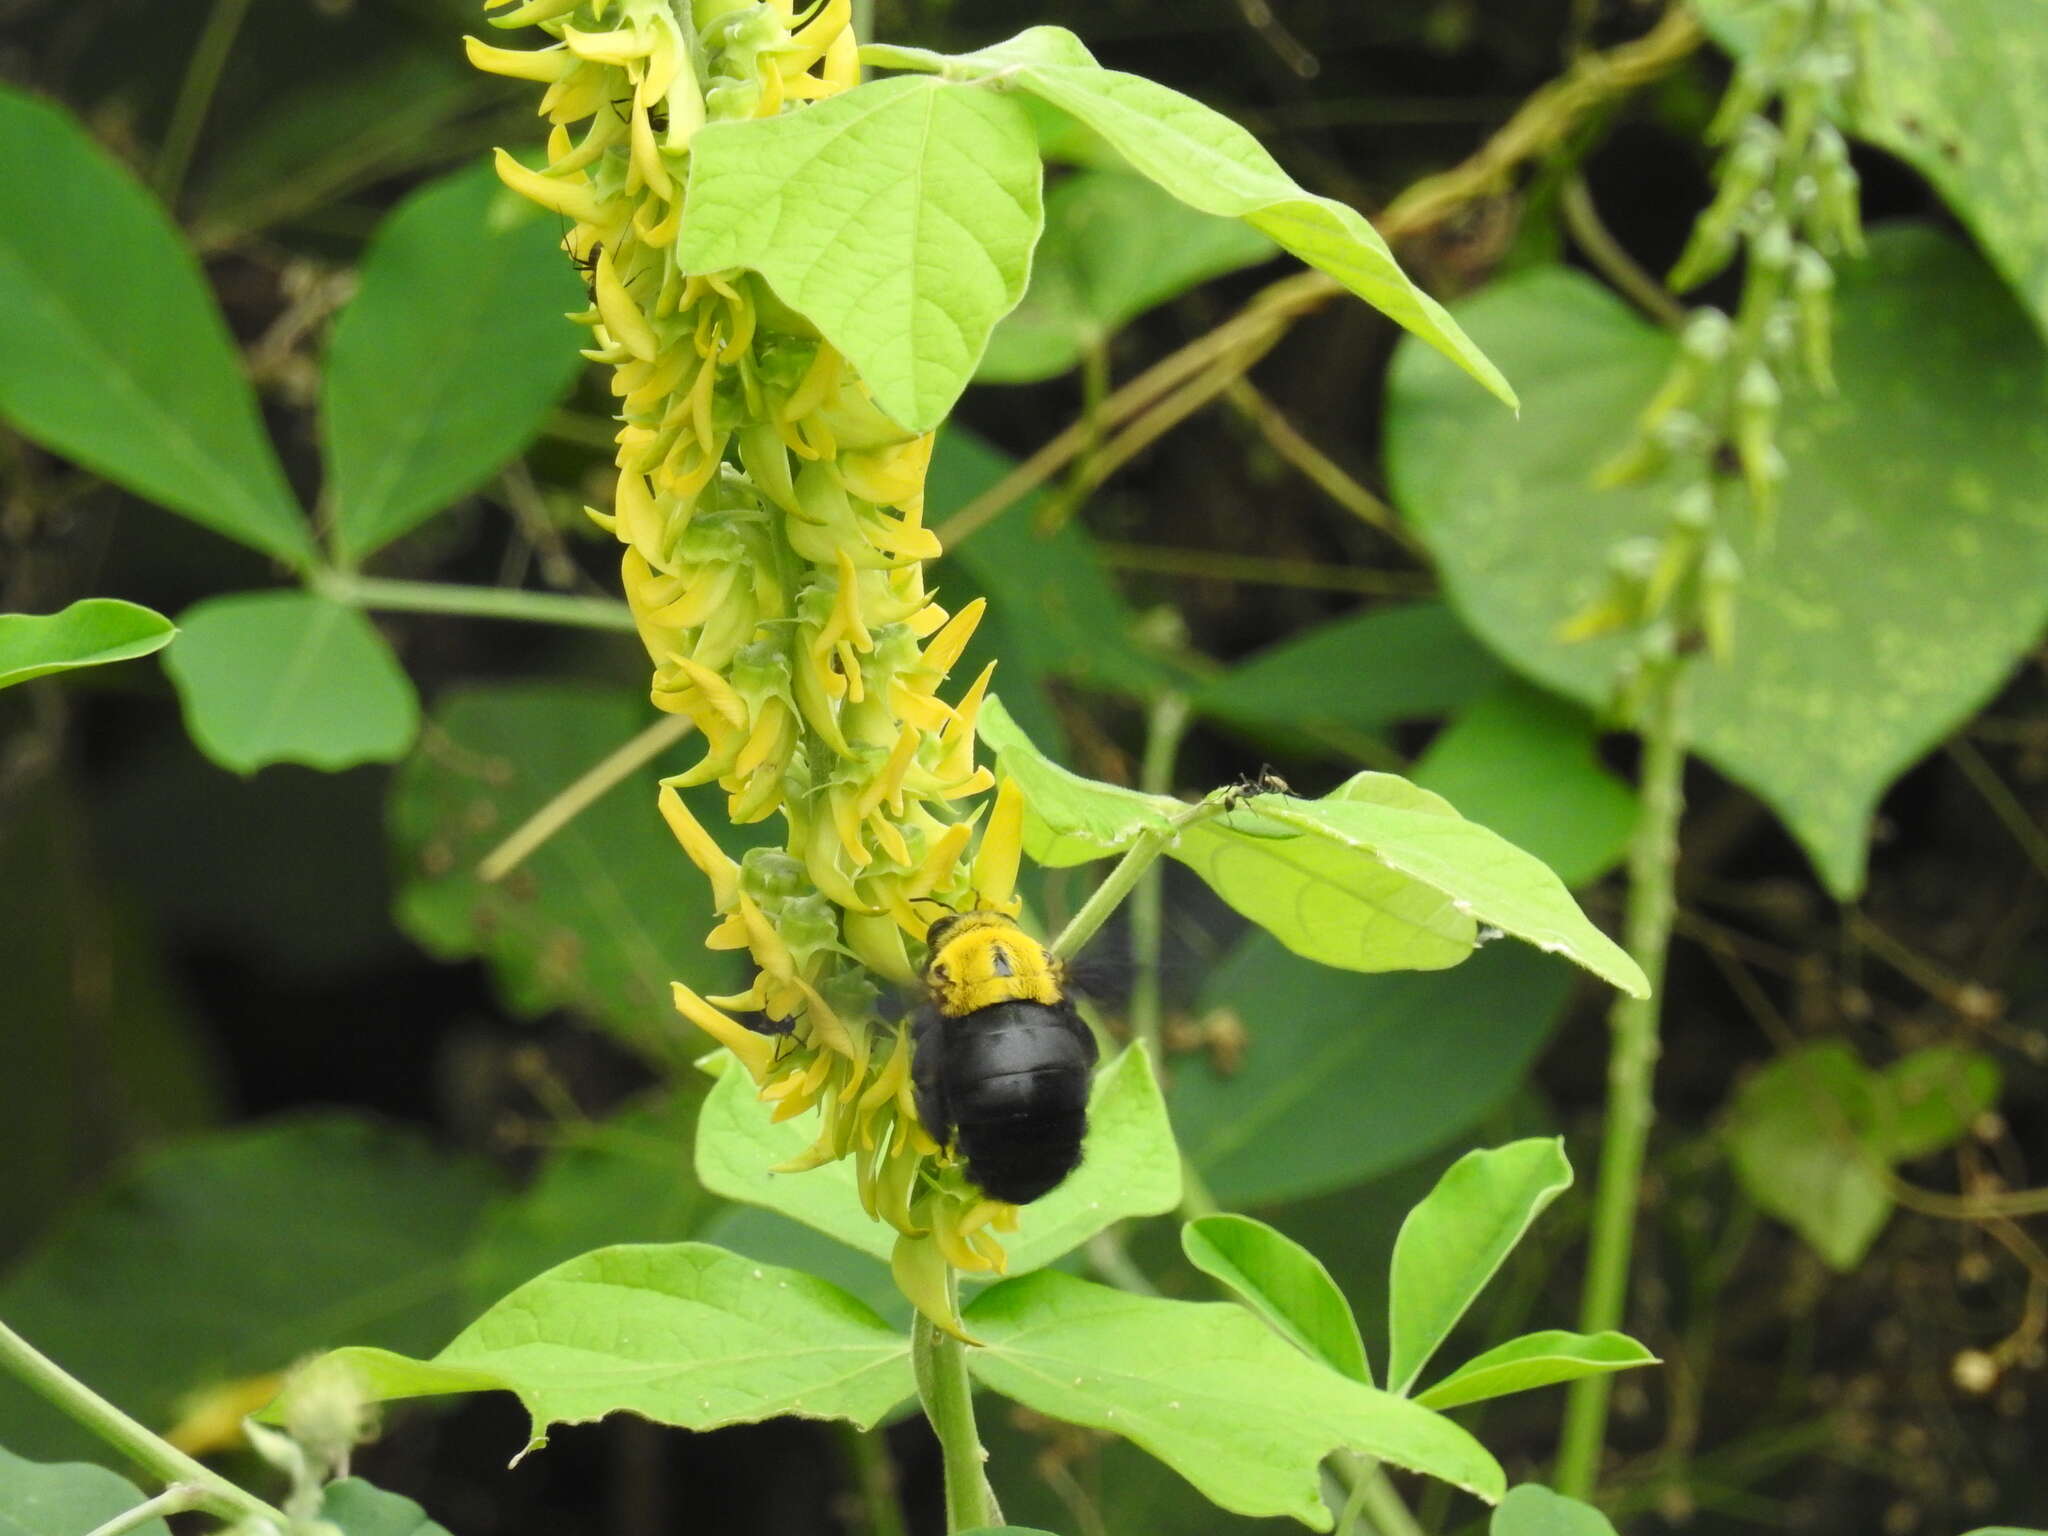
[904,601,947,639]
[672,981,776,1083]
[718,290,758,364]
[858,724,921,818]
[754,57,786,118]
[876,1136,928,1234]
[970,774,1025,910]
[823,14,860,87]
[731,696,793,779]
[886,677,953,734]
[463,36,579,81]
[639,12,683,100]
[905,821,975,899]
[936,659,995,756]
[967,1227,1008,1273]
[915,597,986,683]
[839,434,934,508]
[780,71,840,100]
[628,100,674,200]
[488,0,585,29]
[657,785,742,910]
[560,24,650,65]
[705,916,751,952]
[776,0,850,74]
[856,1027,915,1121]
[727,763,786,824]
[865,811,910,868]
[790,640,855,757]
[802,810,875,912]
[827,784,874,868]
[666,653,749,733]
[735,892,800,982]
[543,105,627,175]
[594,248,659,362]
[491,148,608,225]
[780,344,842,426]
[931,1196,991,1273]
[796,413,839,464]
[663,59,706,151]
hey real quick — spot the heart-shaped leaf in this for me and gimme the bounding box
[1490,1484,1619,1536]
[1386,227,2048,897]
[678,76,1042,432]
[965,1270,1504,1529]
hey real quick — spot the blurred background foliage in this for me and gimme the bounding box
[0,1,2043,1533]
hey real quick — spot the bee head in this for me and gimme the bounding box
[922,910,1063,1018]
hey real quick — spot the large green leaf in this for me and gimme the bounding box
[1702,0,2048,340]
[1386,227,2048,897]
[325,162,586,560]
[318,1243,912,1444]
[0,599,175,691]
[1181,1214,1370,1384]
[0,1116,499,1463]
[1174,930,1569,1207]
[0,1447,168,1536]
[164,591,419,773]
[979,168,1275,383]
[1385,1139,1573,1396]
[0,88,309,566]
[980,695,1646,995]
[1413,1329,1655,1411]
[678,76,1042,432]
[319,1479,454,1536]
[1411,681,1637,889]
[1490,1484,1619,1536]
[389,685,750,1060]
[964,1271,1504,1529]
[873,29,1513,410]
[697,1046,1180,1274]
[464,1092,711,1309]
[1192,601,1504,753]
[1723,1041,2001,1269]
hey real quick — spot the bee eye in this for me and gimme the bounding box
[931,964,950,982]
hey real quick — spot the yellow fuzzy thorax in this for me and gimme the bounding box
[473,0,1032,1296]
[924,912,1064,1018]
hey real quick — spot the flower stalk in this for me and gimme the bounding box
[471,0,1036,1316]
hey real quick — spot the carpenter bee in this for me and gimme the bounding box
[910,911,1098,1204]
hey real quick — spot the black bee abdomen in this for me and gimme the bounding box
[914,999,1098,1205]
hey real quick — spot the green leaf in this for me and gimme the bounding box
[979,168,1274,383]
[163,591,418,773]
[1386,227,2048,897]
[1701,0,2048,340]
[0,1116,499,1464]
[1175,931,1569,1206]
[1414,1329,1656,1411]
[978,52,1514,410]
[318,1243,912,1442]
[1192,600,1504,753]
[981,695,1646,994]
[698,1046,1180,1274]
[325,162,586,560]
[0,1446,168,1536]
[1385,1139,1573,1395]
[389,684,750,1058]
[1490,1484,1619,1536]
[1193,788,1647,995]
[1723,1040,2001,1269]
[318,1479,454,1536]
[678,76,1043,432]
[464,1092,712,1309]
[862,25,1101,77]
[965,1271,1504,1528]
[0,87,310,565]
[1181,1214,1370,1384]
[1412,681,1636,888]
[0,598,175,691]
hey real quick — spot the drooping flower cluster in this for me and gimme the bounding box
[470,0,1027,1287]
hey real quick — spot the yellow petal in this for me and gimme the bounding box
[971,774,1024,909]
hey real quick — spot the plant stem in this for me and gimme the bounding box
[155,0,254,204]
[1554,665,1688,1497]
[1049,795,1224,965]
[1129,691,1192,1063]
[311,569,638,632]
[911,1275,995,1533]
[478,713,696,882]
[1333,1454,1426,1536]
[834,1423,909,1536]
[0,1319,285,1528]
[82,1485,208,1536]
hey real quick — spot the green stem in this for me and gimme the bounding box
[155,0,254,205]
[1334,1455,1426,1536]
[912,1279,995,1533]
[1554,665,1687,1497]
[311,570,638,632]
[83,1485,208,1536]
[834,1423,909,1536]
[1129,691,1192,1063]
[1050,795,1223,965]
[0,1319,285,1528]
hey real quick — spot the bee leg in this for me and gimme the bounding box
[909,1003,953,1148]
